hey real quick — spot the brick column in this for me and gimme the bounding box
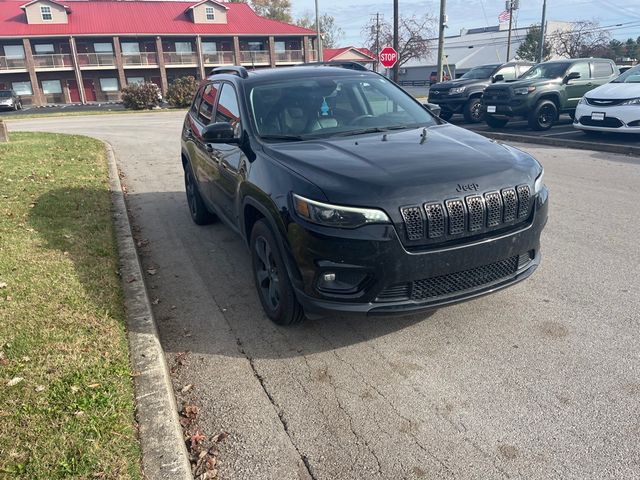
[155,36,168,94]
[303,36,311,63]
[195,35,206,79]
[233,36,241,65]
[69,37,86,104]
[22,38,44,106]
[112,37,127,88]
[268,36,276,67]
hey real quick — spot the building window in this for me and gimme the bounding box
[99,78,119,92]
[205,6,215,20]
[175,42,193,53]
[247,42,264,51]
[202,42,217,53]
[94,43,114,53]
[12,81,33,95]
[34,44,55,54]
[275,41,286,53]
[41,80,62,94]
[127,77,145,85]
[40,5,53,21]
[121,43,140,54]
[4,45,25,59]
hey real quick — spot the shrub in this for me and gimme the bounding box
[121,82,161,110]
[166,76,199,108]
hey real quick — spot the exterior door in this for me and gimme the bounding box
[83,79,96,102]
[67,79,80,103]
[565,61,592,109]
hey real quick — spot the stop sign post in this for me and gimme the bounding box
[379,47,398,69]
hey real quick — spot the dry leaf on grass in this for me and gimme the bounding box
[0,282,7,289]
[7,377,24,387]
[181,384,193,394]
[147,268,157,276]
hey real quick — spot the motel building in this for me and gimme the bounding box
[0,0,319,106]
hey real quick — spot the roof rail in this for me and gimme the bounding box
[209,66,249,78]
[296,61,369,72]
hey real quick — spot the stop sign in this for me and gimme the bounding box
[379,47,398,68]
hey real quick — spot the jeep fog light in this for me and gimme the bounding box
[317,271,367,293]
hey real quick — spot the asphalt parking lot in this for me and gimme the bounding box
[9,113,640,479]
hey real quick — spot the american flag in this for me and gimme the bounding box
[498,10,511,22]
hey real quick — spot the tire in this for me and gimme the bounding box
[463,97,484,123]
[13,102,18,111]
[184,162,216,225]
[485,115,509,128]
[528,99,558,131]
[439,109,454,121]
[250,219,305,325]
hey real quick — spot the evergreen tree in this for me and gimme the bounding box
[516,25,551,62]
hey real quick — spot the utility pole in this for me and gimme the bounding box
[376,13,380,73]
[538,0,547,63]
[505,0,514,61]
[315,0,323,61]
[436,0,447,82]
[393,0,399,81]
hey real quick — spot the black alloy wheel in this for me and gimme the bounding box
[463,98,484,123]
[184,163,215,225]
[528,100,558,131]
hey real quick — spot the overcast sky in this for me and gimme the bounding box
[290,0,640,47]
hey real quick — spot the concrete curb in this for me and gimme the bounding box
[105,143,193,480]
[477,131,640,157]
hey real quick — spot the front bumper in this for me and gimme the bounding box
[427,95,467,112]
[286,189,549,318]
[573,103,640,133]
[481,98,530,117]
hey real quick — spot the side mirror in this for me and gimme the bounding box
[492,74,504,83]
[422,102,442,117]
[202,122,239,143]
[564,71,581,84]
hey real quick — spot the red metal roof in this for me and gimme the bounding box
[0,0,315,37]
[323,46,376,61]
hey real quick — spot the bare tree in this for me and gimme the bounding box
[297,12,344,49]
[362,14,436,67]
[550,20,611,58]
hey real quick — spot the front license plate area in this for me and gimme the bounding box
[487,106,497,113]
[591,112,605,121]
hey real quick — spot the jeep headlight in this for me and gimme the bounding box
[534,169,545,194]
[514,86,536,95]
[293,194,390,228]
[620,97,640,106]
[449,86,466,95]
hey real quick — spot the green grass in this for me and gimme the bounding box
[0,133,141,479]
[0,107,187,121]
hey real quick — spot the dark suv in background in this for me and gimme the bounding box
[181,64,548,324]
[428,62,534,122]
[482,58,618,130]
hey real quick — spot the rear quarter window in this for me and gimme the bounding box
[593,62,615,78]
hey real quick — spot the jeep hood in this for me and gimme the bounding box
[263,125,540,208]
[489,77,561,90]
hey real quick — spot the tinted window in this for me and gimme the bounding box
[190,85,204,114]
[197,83,219,125]
[494,66,516,81]
[215,83,241,136]
[521,63,570,80]
[593,62,614,78]
[460,67,496,79]
[567,62,590,79]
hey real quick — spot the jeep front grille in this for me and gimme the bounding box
[399,184,532,244]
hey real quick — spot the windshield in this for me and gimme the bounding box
[612,65,640,83]
[0,91,11,98]
[248,76,438,140]
[520,62,570,80]
[461,67,496,80]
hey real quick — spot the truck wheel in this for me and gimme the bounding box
[439,109,453,121]
[528,100,558,131]
[463,98,484,123]
[485,115,509,128]
[184,162,216,225]
[251,219,305,326]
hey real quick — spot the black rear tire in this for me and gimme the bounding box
[439,109,454,121]
[184,162,216,225]
[485,115,509,128]
[528,99,558,131]
[250,219,305,325]
[463,98,484,123]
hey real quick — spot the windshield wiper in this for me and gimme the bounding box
[260,134,307,142]
[335,125,411,137]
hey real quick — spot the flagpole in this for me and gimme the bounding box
[506,0,514,61]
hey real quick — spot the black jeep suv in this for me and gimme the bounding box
[428,62,534,123]
[181,64,548,324]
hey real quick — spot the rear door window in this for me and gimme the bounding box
[592,61,614,78]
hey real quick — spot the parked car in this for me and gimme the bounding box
[617,65,633,75]
[0,90,22,111]
[574,64,640,135]
[482,58,618,130]
[428,62,534,123]
[429,70,450,85]
[181,64,548,324]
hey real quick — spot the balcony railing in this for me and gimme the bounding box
[275,50,303,63]
[0,56,27,70]
[32,54,73,69]
[76,53,116,67]
[163,52,198,65]
[240,50,270,64]
[122,52,158,66]
[202,51,235,65]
